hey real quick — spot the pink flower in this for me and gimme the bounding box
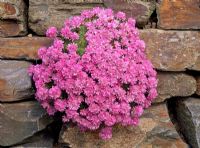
[41,102,56,115]
[105,115,116,126]
[54,99,67,112]
[99,127,112,140]
[67,43,78,53]
[88,103,100,114]
[116,11,126,20]
[53,39,64,50]
[38,47,47,59]
[49,86,61,99]
[46,27,57,38]
[133,106,144,117]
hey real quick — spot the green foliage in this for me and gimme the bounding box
[76,25,87,56]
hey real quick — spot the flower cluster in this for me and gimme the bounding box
[29,7,157,140]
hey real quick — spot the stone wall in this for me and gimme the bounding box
[0,0,200,147]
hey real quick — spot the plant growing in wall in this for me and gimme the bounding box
[29,7,158,140]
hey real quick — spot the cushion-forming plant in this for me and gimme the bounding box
[29,7,158,139]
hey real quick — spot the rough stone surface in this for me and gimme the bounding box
[174,98,200,148]
[0,60,34,102]
[59,103,187,148]
[29,0,104,35]
[104,0,156,28]
[197,77,200,96]
[0,0,27,37]
[11,131,54,148]
[157,0,200,29]
[140,29,200,71]
[0,37,52,60]
[0,101,53,146]
[156,72,196,103]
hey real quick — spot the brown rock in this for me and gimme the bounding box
[156,72,196,103]
[0,20,26,37]
[59,103,187,148]
[140,29,200,71]
[157,0,200,29]
[0,37,52,60]
[0,101,53,146]
[196,77,200,96]
[104,0,156,28]
[0,0,27,37]
[173,97,200,148]
[0,60,34,102]
[29,0,104,35]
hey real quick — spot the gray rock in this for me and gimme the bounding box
[104,0,156,28]
[174,98,200,148]
[11,131,54,148]
[156,72,196,103]
[0,101,53,146]
[0,60,34,102]
[28,0,104,35]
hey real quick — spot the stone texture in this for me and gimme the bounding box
[0,37,52,60]
[174,97,200,148]
[156,72,196,103]
[104,0,156,28]
[29,0,104,35]
[59,103,187,148]
[197,77,200,96]
[140,29,200,71]
[11,131,54,148]
[157,0,200,29]
[0,60,34,102]
[0,101,53,146]
[0,0,27,37]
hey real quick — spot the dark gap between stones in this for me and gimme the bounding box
[185,69,200,77]
[149,8,158,28]
[0,58,41,64]
[0,98,35,104]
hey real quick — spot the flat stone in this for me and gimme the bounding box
[0,60,34,102]
[104,0,156,28]
[156,72,196,103]
[174,97,200,148]
[0,20,26,37]
[140,29,200,71]
[197,77,200,96]
[0,37,52,60]
[0,0,27,37]
[29,0,104,35]
[157,0,200,29]
[11,130,54,148]
[59,103,187,148]
[0,101,53,146]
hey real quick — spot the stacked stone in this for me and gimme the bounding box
[0,0,200,147]
[0,0,53,147]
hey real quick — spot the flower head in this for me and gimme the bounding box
[46,27,57,38]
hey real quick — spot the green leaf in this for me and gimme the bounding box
[76,25,87,56]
